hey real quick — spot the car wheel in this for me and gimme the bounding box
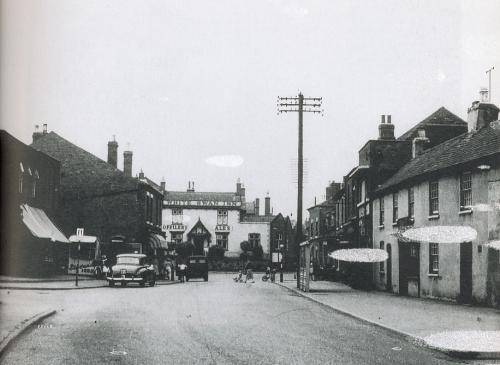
[108,281,115,287]
[204,275,208,282]
[149,274,156,287]
[140,281,146,287]
[121,282,127,287]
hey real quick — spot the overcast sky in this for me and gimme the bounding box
[1,0,499,219]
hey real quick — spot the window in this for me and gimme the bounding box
[410,243,418,257]
[18,174,23,194]
[379,198,384,226]
[248,233,261,249]
[172,208,183,224]
[171,233,183,245]
[217,209,228,225]
[379,241,385,272]
[429,181,439,215]
[429,243,439,274]
[408,187,414,218]
[392,193,398,223]
[460,172,472,210]
[216,234,228,250]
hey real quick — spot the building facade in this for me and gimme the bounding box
[163,182,290,260]
[1,128,68,275]
[372,98,500,307]
[30,129,166,266]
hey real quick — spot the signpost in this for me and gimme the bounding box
[75,228,84,287]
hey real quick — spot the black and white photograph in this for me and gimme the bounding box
[1,0,500,364]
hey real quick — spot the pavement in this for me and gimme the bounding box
[0,275,178,356]
[277,273,500,359]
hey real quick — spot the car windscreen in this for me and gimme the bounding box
[117,257,140,265]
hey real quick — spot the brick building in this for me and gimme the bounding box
[372,96,500,307]
[30,129,166,265]
[1,128,68,275]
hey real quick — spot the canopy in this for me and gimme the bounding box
[21,204,69,243]
[399,226,477,244]
[329,248,388,263]
[69,235,99,244]
[147,233,169,250]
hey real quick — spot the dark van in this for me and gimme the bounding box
[186,255,208,281]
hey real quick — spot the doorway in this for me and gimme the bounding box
[459,242,473,304]
[386,244,392,292]
[399,242,420,296]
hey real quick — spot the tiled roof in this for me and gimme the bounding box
[242,215,276,223]
[378,122,500,192]
[31,132,139,196]
[164,191,241,203]
[397,107,467,141]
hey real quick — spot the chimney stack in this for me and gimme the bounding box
[160,178,166,193]
[265,193,271,216]
[123,148,133,177]
[467,89,500,131]
[255,198,260,215]
[412,129,430,158]
[187,181,195,192]
[138,169,145,179]
[236,178,242,195]
[107,136,118,168]
[32,125,43,143]
[378,114,395,140]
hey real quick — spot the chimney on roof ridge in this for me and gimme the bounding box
[265,193,271,216]
[139,169,144,179]
[160,178,166,193]
[32,124,43,143]
[467,89,499,131]
[123,147,133,177]
[412,129,430,158]
[107,136,118,168]
[187,181,195,192]
[378,114,395,140]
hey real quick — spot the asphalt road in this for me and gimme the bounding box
[1,273,471,365]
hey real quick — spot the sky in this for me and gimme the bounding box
[1,0,499,220]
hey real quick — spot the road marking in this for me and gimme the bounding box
[110,350,127,356]
[391,347,402,351]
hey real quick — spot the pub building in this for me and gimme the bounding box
[163,181,279,259]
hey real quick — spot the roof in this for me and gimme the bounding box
[241,215,276,223]
[31,132,139,196]
[378,122,500,192]
[164,191,241,203]
[397,107,467,141]
[308,200,335,211]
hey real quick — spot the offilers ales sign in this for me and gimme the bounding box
[164,200,241,208]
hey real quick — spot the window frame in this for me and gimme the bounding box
[217,209,228,225]
[392,193,398,223]
[429,180,439,215]
[379,241,385,272]
[172,208,183,224]
[379,197,384,226]
[429,242,439,274]
[460,172,472,211]
[216,233,229,250]
[408,187,414,219]
[248,233,261,249]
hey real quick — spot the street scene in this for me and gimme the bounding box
[1,0,500,364]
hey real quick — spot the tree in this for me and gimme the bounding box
[175,242,195,258]
[240,240,251,253]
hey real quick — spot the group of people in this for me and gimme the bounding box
[233,260,255,283]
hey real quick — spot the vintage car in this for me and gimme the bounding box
[186,255,208,281]
[107,254,156,287]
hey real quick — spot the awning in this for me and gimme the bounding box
[21,204,69,243]
[69,235,99,244]
[147,234,169,250]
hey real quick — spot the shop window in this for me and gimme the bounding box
[408,187,414,218]
[460,172,472,210]
[172,208,183,224]
[429,180,439,215]
[248,233,261,249]
[392,193,398,223]
[429,243,439,274]
[217,210,228,225]
[216,234,228,250]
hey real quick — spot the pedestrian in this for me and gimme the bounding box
[178,262,187,282]
[244,260,254,283]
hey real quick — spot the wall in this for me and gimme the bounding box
[373,165,498,304]
[162,207,270,258]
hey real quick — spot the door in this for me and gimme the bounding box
[386,244,392,292]
[193,237,205,256]
[459,242,473,303]
[399,242,420,296]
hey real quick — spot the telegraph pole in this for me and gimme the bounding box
[278,92,322,288]
[486,67,494,102]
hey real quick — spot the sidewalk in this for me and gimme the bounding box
[277,273,500,359]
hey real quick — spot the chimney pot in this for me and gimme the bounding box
[107,137,119,168]
[387,115,391,124]
[255,198,260,215]
[123,149,133,177]
[381,115,385,124]
[265,195,271,216]
[412,129,430,158]
[42,124,47,134]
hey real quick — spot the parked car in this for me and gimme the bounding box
[186,255,208,281]
[107,254,156,287]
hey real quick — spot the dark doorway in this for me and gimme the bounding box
[187,219,211,256]
[193,236,206,256]
[399,242,420,296]
[386,244,392,292]
[459,242,473,304]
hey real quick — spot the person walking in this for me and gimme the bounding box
[178,262,187,283]
[244,260,254,283]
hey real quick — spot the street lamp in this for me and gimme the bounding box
[278,243,285,283]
